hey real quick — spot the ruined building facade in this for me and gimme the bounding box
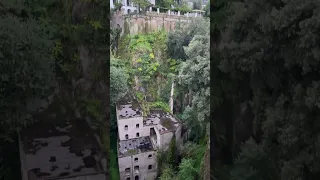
[116,95,182,180]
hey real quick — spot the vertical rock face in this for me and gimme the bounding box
[78,45,92,79]
[77,45,108,102]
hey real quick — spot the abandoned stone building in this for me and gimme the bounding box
[19,118,107,180]
[116,95,182,180]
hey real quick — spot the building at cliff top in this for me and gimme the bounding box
[110,0,156,14]
[116,94,182,180]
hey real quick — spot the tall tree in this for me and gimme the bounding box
[219,0,320,179]
[0,13,55,141]
[179,18,210,141]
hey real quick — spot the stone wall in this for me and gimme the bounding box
[123,13,191,35]
[160,132,173,150]
[118,151,157,180]
[117,115,144,141]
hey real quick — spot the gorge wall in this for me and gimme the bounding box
[111,10,193,35]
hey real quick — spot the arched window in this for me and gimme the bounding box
[125,134,129,139]
[136,124,139,128]
[134,157,138,162]
[148,165,152,170]
[134,166,139,171]
[125,168,130,175]
[148,154,152,158]
[125,125,128,130]
[136,133,139,137]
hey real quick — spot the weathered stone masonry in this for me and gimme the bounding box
[116,95,182,180]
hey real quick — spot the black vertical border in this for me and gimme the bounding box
[106,0,111,179]
[210,0,213,178]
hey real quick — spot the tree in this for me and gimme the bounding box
[0,15,55,141]
[177,158,198,180]
[168,19,209,60]
[219,0,320,179]
[203,1,209,17]
[0,5,55,179]
[167,135,179,168]
[230,138,277,180]
[110,58,129,105]
[156,0,175,9]
[132,0,151,13]
[159,166,177,180]
[191,0,202,10]
[179,18,210,140]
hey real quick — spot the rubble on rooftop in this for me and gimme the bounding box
[118,136,154,158]
[117,94,142,119]
[144,109,181,134]
[19,118,105,179]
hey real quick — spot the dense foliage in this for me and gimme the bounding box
[0,12,55,141]
[110,16,209,180]
[212,0,320,180]
[0,0,108,179]
[156,18,210,180]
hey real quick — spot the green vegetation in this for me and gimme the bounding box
[155,18,209,180]
[150,101,171,112]
[212,0,320,180]
[132,0,151,13]
[111,13,209,179]
[0,0,108,179]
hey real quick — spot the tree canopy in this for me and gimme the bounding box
[212,0,320,179]
[0,3,55,141]
[0,0,109,179]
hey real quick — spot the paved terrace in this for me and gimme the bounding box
[118,136,155,158]
[20,118,104,179]
[144,109,181,134]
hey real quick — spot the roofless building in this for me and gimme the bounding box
[116,94,182,180]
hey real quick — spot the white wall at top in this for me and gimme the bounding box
[117,116,143,141]
[111,0,155,13]
[149,0,156,5]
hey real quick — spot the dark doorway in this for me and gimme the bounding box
[150,127,156,135]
